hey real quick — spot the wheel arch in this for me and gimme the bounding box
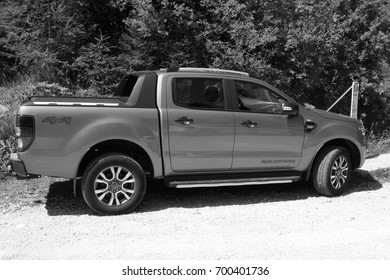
[305,138,361,181]
[76,139,155,179]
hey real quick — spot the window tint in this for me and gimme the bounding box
[234,80,286,114]
[173,78,225,110]
[114,75,138,101]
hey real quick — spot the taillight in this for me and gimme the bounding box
[16,115,35,152]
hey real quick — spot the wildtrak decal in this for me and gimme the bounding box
[42,116,72,125]
[261,159,297,164]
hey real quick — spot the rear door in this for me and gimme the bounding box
[166,76,235,172]
[231,79,305,170]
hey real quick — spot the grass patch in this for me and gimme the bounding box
[366,130,390,158]
[369,168,390,183]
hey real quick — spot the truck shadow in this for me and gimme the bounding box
[45,172,382,216]
[45,180,92,216]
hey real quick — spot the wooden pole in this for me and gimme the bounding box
[350,80,359,119]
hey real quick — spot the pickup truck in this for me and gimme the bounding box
[10,67,366,215]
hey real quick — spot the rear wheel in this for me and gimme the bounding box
[312,146,352,196]
[82,153,146,215]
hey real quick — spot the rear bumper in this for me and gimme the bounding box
[9,153,40,178]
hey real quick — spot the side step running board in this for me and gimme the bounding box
[168,176,301,189]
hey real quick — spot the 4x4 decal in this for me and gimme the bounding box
[42,116,71,125]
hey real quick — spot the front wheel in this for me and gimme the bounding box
[312,146,352,196]
[82,153,146,215]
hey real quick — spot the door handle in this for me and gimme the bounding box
[175,116,194,125]
[241,120,258,128]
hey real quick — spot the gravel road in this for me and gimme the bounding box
[0,173,389,260]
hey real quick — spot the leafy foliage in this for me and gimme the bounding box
[0,0,390,129]
[122,0,210,69]
[0,107,15,178]
[0,0,87,83]
[69,34,132,94]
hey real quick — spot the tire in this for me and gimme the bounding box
[312,146,352,196]
[81,153,146,215]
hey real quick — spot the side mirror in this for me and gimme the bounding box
[282,102,299,116]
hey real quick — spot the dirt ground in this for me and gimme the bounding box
[0,171,389,260]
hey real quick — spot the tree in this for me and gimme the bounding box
[201,0,390,118]
[76,0,132,48]
[0,0,87,84]
[122,0,209,69]
[1,0,390,132]
[69,33,133,94]
[0,0,132,87]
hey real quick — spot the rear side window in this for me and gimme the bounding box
[172,78,225,110]
[113,73,157,108]
[114,75,138,101]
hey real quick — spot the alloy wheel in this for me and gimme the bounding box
[94,166,136,207]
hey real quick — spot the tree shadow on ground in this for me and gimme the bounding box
[45,171,383,216]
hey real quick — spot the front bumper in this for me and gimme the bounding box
[9,153,40,178]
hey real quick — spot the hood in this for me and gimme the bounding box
[311,108,360,124]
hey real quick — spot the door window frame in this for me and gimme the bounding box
[228,78,296,114]
[169,75,233,111]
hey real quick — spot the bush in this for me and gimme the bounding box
[0,111,15,179]
[366,130,390,158]
[31,82,73,96]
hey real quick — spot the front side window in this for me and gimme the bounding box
[234,80,286,114]
[173,78,225,110]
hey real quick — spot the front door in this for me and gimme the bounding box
[232,79,305,170]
